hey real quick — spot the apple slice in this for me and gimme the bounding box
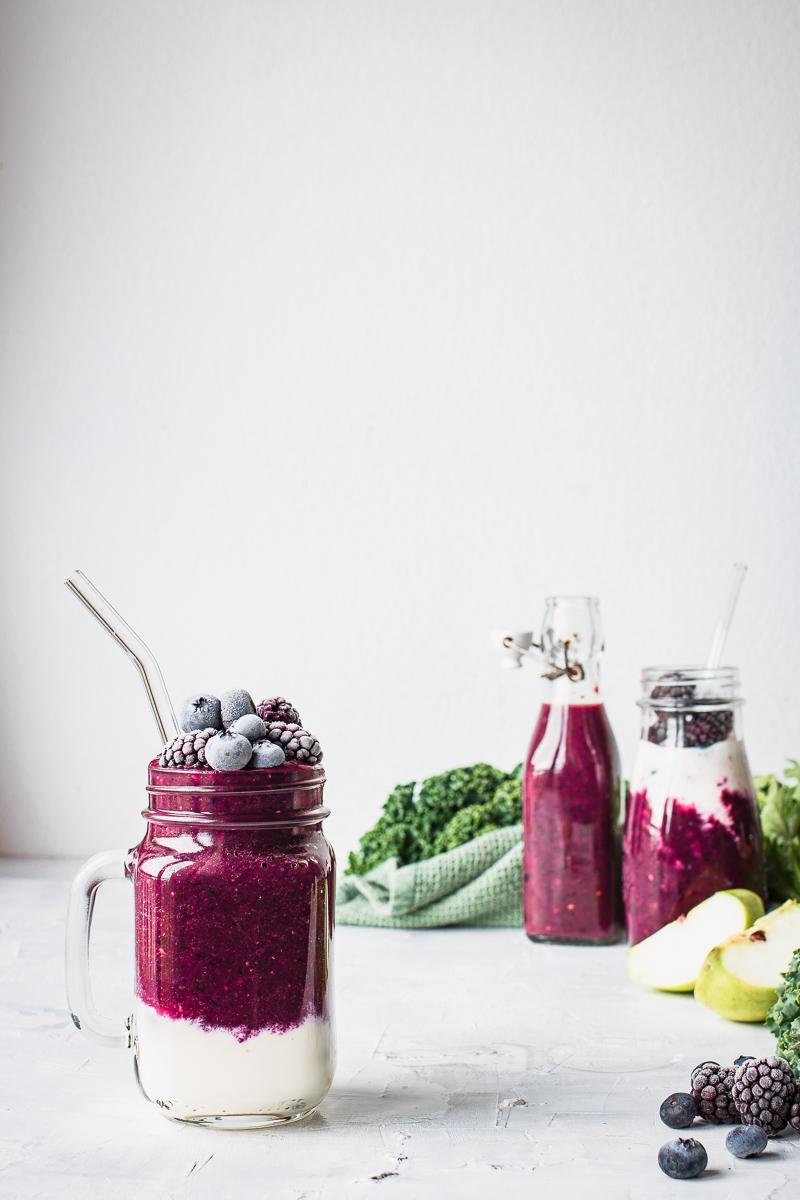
[628,889,765,993]
[695,900,800,1022]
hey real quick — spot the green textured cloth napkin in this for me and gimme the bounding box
[336,824,523,928]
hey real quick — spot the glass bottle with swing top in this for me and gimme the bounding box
[521,596,623,944]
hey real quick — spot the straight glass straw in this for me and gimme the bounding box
[64,570,178,743]
[706,562,747,670]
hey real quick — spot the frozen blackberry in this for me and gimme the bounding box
[684,709,734,748]
[648,706,734,749]
[651,675,696,704]
[789,1092,800,1134]
[646,673,734,748]
[160,727,216,768]
[690,1061,740,1124]
[257,696,301,726]
[265,721,322,764]
[648,676,693,745]
[732,1055,795,1136]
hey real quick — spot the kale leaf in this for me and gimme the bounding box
[347,762,522,875]
[766,947,800,1078]
[756,761,800,903]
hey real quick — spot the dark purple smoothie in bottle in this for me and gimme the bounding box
[522,597,623,944]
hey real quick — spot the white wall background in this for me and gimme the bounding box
[1,0,799,861]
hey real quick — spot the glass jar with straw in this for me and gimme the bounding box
[623,565,765,945]
[64,572,336,1127]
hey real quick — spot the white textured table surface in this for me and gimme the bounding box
[2,858,798,1199]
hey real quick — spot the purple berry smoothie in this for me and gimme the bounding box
[523,702,623,943]
[623,787,764,945]
[132,761,334,1041]
[623,667,765,946]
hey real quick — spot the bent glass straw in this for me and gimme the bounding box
[64,569,178,744]
[706,562,747,670]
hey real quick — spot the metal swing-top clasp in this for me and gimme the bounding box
[541,638,585,682]
[493,597,602,685]
[490,629,586,682]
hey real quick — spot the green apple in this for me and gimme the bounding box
[695,899,800,1021]
[628,889,765,992]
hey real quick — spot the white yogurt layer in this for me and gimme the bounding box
[629,736,754,821]
[133,999,334,1120]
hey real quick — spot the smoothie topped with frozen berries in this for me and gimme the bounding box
[623,667,764,945]
[160,688,323,772]
[139,686,333,1050]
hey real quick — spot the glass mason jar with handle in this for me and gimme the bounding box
[623,666,765,946]
[66,760,335,1128]
[523,595,624,944]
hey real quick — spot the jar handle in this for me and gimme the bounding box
[65,849,130,1048]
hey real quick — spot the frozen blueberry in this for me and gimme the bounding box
[220,688,256,727]
[180,694,223,732]
[250,740,286,768]
[204,730,253,771]
[734,1054,755,1069]
[229,713,267,744]
[660,1092,698,1129]
[726,1124,768,1158]
[658,1138,708,1180]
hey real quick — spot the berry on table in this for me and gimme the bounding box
[659,1092,698,1129]
[732,1055,795,1136]
[204,730,253,771]
[726,1124,768,1158]
[265,721,322,764]
[160,728,217,768]
[250,740,287,768]
[257,696,301,726]
[229,713,267,743]
[180,694,223,732]
[220,689,256,727]
[690,1061,740,1124]
[789,1093,800,1134]
[657,1138,707,1180]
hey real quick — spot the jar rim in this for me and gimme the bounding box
[141,805,330,829]
[148,758,325,794]
[641,665,739,681]
[145,758,326,823]
[638,665,742,711]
